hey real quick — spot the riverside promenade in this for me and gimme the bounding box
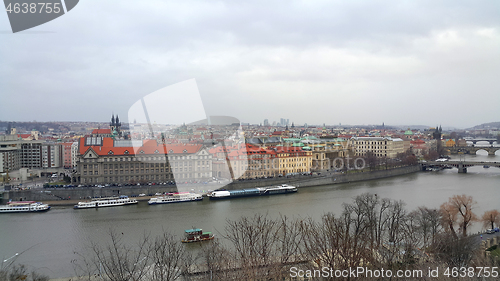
[3,165,420,203]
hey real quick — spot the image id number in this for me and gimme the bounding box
[6,3,62,14]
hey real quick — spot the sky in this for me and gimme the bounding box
[1,0,499,129]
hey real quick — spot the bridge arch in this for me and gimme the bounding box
[474,140,495,146]
[475,149,489,155]
[473,147,500,156]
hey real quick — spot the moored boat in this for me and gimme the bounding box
[207,184,297,200]
[148,192,202,205]
[74,196,138,209]
[261,184,298,195]
[0,201,51,213]
[181,228,214,243]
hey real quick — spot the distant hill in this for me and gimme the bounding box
[467,122,500,130]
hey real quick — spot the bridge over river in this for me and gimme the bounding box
[420,160,500,173]
[445,146,500,155]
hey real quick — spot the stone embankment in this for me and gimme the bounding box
[4,165,420,203]
[225,165,421,190]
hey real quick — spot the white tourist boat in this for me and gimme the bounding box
[148,192,203,205]
[0,201,51,213]
[74,196,138,209]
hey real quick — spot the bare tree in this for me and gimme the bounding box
[416,207,441,250]
[448,195,478,237]
[380,200,408,267]
[440,201,459,239]
[149,232,191,281]
[89,230,151,281]
[403,210,423,261]
[364,151,378,171]
[0,264,49,281]
[348,193,392,249]
[481,209,500,230]
[274,215,304,270]
[432,234,477,268]
[223,214,280,279]
[196,239,237,280]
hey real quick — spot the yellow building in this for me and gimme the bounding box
[445,139,456,147]
[276,147,312,175]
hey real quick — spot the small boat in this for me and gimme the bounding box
[0,201,51,213]
[148,192,202,205]
[181,228,214,243]
[483,165,490,168]
[74,196,138,209]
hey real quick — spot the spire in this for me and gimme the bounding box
[116,115,120,125]
[111,114,115,127]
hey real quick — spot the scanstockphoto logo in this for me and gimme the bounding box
[128,79,249,192]
[4,0,79,33]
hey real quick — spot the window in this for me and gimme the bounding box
[108,150,114,155]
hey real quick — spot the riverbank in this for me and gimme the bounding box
[223,165,421,190]
[3,165,421,203]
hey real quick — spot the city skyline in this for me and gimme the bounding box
[1,1,500,128]
[1,117,498,131]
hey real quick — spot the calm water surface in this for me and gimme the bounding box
[1,152,499,278]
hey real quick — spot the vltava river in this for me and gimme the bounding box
[1,152,499,278]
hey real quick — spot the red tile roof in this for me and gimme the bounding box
[208,143,278,158]
[92,129,112,134]
[79,137,202,156]
[411,139,425,144]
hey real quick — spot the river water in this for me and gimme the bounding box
[1,152,499,279]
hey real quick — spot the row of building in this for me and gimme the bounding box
[74,133,413,184]
[0,134,78,174]
[4,121,457,185]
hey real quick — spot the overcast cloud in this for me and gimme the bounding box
[1,0,499,128]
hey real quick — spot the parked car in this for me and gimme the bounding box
[486,229,495,234]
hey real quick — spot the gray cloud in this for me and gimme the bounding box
[1,0,499,128]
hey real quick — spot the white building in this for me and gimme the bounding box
[71,141,79,169]
[350,137,405,158]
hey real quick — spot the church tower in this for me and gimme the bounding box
[110,114,122,136]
